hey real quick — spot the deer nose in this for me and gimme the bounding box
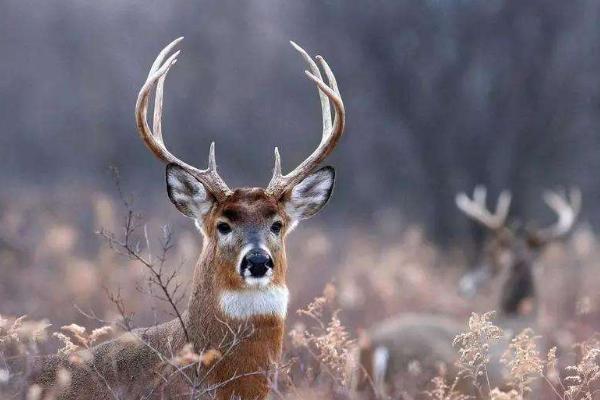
[241,249,273,278]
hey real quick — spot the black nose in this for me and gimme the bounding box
[241,249,273,278]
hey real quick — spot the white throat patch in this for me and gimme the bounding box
[219,286,289,320]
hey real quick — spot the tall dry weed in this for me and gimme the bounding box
[500,328,544,396]
[288,284,357,393]
[453,311,503,396]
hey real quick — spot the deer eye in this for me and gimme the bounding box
[271,221,283,234]
[217,222,232,235]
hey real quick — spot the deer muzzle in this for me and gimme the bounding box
[240,248,274,282]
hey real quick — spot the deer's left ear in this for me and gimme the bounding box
[283,166,335,225]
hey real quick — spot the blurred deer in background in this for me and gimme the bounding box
[356,312,464,396]
[456,185,581,331]
[455,185,581,388]
[357,186,580,397]
[33,37,345,400]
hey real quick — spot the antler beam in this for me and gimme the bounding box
[135,37,232,201]
[266,42,346,198]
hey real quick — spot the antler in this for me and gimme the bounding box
[531,188,581,243]
[266,41,346,198]
[455,185,512,230]
[135,37,232,202]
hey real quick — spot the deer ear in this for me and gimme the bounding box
[284,166,335,225]
[166,164,215,221]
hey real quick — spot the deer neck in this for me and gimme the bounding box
[185,240,288,354]
[499,258,536,320]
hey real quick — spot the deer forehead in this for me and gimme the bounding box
[214,188,284,224]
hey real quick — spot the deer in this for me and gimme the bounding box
[455,185,581,388]
[356,312,465,396]
[30,37,345,400]
[356,186,580,397]
[456,185,581,332]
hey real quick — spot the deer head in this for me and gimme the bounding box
[135,38,344,319]
[456,186,581,315]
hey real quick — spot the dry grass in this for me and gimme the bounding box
[1,188,599,398]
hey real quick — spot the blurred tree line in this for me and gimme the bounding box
[1,0,600,244]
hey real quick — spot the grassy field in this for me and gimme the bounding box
[1,187,599,399]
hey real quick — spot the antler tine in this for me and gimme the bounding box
[289,41,332,137]
[266,42,346,198]
[495,190,512,223]
[455,186,512,230]
[534,188,581,242]
[147,37,182,80]
[316,55,342,144]
[153,61,175,144]
[473,185,487,206]
[135,38,232,202]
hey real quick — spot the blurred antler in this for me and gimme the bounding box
[265,41,345,199]
[135,37,232,201]
[530,188,581,243]
[455,185,512,230]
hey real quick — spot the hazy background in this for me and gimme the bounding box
[1,0,599,357]
[3,0,600,242]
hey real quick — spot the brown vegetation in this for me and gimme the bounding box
[1,186,599,398]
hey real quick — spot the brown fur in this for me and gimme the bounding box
[357,314,468,397]
[32,188,293,399]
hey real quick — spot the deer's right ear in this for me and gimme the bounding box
[166,164,215,220]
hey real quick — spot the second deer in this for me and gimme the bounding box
[357,186,580,396]
[456,185,581,331]
[455,186,581,391]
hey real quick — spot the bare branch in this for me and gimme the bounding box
[97,175,190,343]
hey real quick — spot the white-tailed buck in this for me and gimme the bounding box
[357,186,580,396]
[33,37,345,399]
[456,185,581,325]
[456,185,581,388]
